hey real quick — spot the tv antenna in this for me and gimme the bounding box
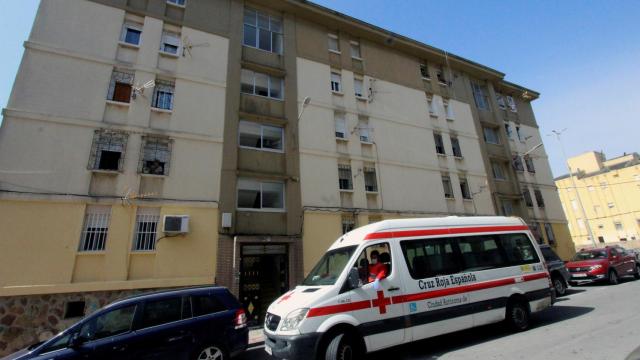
[182,36,210,57]
[131,80,155,100]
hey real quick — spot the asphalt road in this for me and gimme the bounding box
[240,277,640,360]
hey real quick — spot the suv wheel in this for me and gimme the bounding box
[505,300,530,332]
[634,264,640,280]
[325,332,360,360]
[196,345,226,360]
[608,270,619,285]
[552,275,567,296]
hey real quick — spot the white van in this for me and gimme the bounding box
[263,216,553,359]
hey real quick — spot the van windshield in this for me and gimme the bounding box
[303,246,357,286]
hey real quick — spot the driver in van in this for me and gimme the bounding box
[368,250,387,290]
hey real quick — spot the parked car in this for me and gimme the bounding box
[1,286,248,360]
[539,244,570,296]
[566,246,640,286]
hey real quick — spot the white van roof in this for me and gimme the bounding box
[330,216,529,250]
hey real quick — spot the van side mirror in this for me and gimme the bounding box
[348,267,360,290]
[69,333,84,348]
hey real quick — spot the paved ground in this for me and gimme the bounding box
[239,277,640,360]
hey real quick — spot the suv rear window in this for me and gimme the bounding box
[192,295,226,316]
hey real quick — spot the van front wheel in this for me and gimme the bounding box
[325,333,357,360]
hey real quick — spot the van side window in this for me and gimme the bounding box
[78,305,136,341]
[401,238,461,279]
[354,243,392,284]
[458,235,507,271]
[499,233,539,265]
[140,297,182,328]
[192,295,226,316]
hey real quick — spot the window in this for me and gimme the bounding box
[598,236,605,243]
[239,121,284,152]
[540,247,561,262]
[354,243,392,283]
[328,33,340,52]
[341,214,355,234]
[151,80,175,110]
[350,41,361,59]
[471,82,490,110]
[139,136,172,175]
[107,70,134,103]
[607,202,615,208]
[491,161,506,180]
[436,64,447,84]
[426,93,436,115]
[64,301,86,319]
[501,200,514,216]
[615,222,623,231]
[140,297,182,328]
[460,178,472,199]
[504,123,513,139]
[88,130,128,171]
[133,208,160,251]
[364,166,378,192]
[483,127,500,144]
[401,237,460,279]
[523,189,534,207]
[516,126,523,141]
[496,93,507,110]
[192,295,226,316]
[237,179,285,210]
[330,71,342,93]
[513,155,524,172]
[78,305,136,341]
[167,0,186,5]
[434,133,445,155]
[506,95,517,112]
[458,236,506,271]
[530,222,544,244]
[442,175,454,199]
[120,23,142,46]
[79,206,111,252]
[243,8,283,54]
[443,99,455,119]
[354,77,364,98]
[534,189,545,208]
[419,63,430,79]
[524,155,536,173]
[451,137,462,158]
[240,69,283,99]
[358,118,371,143]
[499,233,539,265]
[338,164,353,190]
[160,31,180,54]
[334,113,347,139]
[544,223,556,245]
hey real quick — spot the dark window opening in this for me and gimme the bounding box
[98,150,121,171]
[112,82,132,103]
[64,301,86,319]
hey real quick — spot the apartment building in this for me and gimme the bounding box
[0,0,569,353]
[556,151,640,250]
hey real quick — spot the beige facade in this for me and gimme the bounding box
[556,151,640,251]
[0,0,570,353]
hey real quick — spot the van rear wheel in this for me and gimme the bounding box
[506,300,530,332]
[325,333,358,360]
[552,275,567,296]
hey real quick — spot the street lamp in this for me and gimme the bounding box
[298,96,311,122]
[551,128,597,248]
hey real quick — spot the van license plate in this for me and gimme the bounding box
[265,345,273,355]
[572,273,587,278]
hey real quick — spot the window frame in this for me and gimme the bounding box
[460,178,472,200]
[132,208,161,252]
[88,129,129,172]
[120,23,142,46]
[364,166,378,193]
[240,68,284,100]
[334,113,347,139]
[354,77,365,98]
[330,71,342,93]
[328,33,340,53]
[160,31,181,55]
[78,205,112,252]
[139,136,172,176]
[236,178,286,212]
[442,175,454,199]
[238,120,285,153]
[350,41,362,59]
[492,161,506,181]
[151,80,175,111]
[434,132,446,155]
[166,0,186,7]
[338,164,353,191]
[450,137,462,158]
[483,127,500,145]
[534,189,545,208]
[419,63,430,80]
[242,7,283,54]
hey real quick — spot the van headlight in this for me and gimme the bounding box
[279,308,309,331]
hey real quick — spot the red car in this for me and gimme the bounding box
[567,246,640,285]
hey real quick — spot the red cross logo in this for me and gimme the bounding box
[277,291,295,304]
[372,290,391,314]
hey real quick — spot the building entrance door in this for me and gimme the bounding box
[239,244,289,325]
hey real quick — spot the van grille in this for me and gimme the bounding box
[265,312,280,331]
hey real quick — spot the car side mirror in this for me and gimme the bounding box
[348,267,360,290]
[69,333,85,348]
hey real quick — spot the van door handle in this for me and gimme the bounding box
[387,287,400,292]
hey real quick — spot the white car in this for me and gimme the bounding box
[263,216,553,360]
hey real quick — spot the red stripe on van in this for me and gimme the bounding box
[307,299,372,318]
[364,225,529,240]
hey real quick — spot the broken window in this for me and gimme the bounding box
[88,130,128,171]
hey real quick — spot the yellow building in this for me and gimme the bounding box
[555,151,640,250]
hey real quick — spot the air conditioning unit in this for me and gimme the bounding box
[163,215,189,234]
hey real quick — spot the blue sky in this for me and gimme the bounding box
[1,1,639,177]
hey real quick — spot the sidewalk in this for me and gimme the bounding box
[249,327,265,345]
